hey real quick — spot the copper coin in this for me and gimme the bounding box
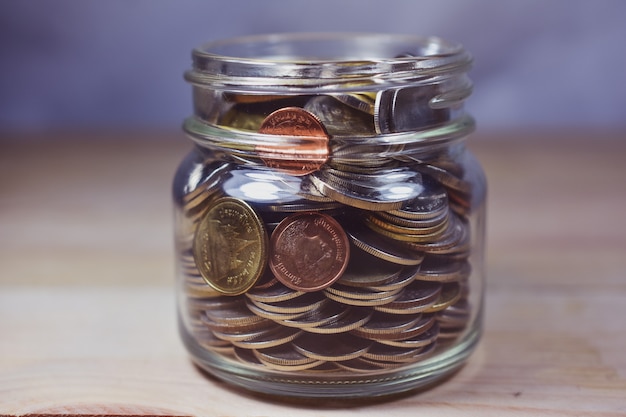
[269,212,350,292]
[257,107,330,176]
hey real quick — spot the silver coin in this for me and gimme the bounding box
[361,314,435,342]
[374,281,442,314]
[414,256,472,283]
[303,307,372,335]
[309,169,424,211]
[375,85,450,134]
[351,311,423,337]
[362,341,436,364]
[246,283,305,303]
[292,333,371,362]
[304,95,375,136]
[248,293,327,315]
[231,326,303,349]
[336,249,404,288]
[377,322,440,348]
[278,301,349,329]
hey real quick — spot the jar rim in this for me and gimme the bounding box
[185,33,472,91]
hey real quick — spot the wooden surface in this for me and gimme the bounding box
[1,130,625,416]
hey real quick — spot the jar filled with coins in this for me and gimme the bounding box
[174,33,486,399]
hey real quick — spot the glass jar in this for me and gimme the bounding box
[174,33,486,399]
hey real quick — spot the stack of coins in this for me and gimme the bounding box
[177,86,475,374]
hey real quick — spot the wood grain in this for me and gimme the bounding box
[1,130,625,415]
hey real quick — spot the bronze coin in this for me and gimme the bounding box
[269,212,350,292]
[257,107,330,176]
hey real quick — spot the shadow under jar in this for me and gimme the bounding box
[174,33,486,399]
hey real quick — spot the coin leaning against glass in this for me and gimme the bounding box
[269,212,350,292]
[192,197,269,295]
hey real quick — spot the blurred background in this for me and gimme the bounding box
[1,0,625,133]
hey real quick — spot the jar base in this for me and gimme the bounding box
[180,318,481,399]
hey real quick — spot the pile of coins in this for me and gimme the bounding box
[177,87,475,374]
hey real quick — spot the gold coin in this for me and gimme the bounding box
[193,197,268,296]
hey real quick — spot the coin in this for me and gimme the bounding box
[278,300,347,329]
[414,256,471,283]
[336,249,404,288]
[362,343,429,363]
[211,322,281,343]
[350,311,423,337]
[292,333,371,362]
[245,299,308,321]
[423,282,462,313]
[325,290,400,307]
[231,326,303,349]
[331,93,376,115]
[269,212,350,292]
[303,307,372,334]
[257,107,330,176]
[362,341,436,363]
[344,216,436,265]
[360,314,435,342]
[310,168,425,211]
[377,322,440,348]
[193,197,268,295]
[336,358,386,373]
[248,293,327,315]
[374,281,442,314]
[253,347,325,371]
[303,95,375,136]
[245,282,305,303]
[416,163,472,195]
[374,85,450,134]
[325,284,403,301]
[203,301,268,330]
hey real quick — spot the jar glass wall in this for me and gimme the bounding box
[174,33,486,399]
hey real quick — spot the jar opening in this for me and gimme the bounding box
[196,32,463,63]
[186,33,472,88]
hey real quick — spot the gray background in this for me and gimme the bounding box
[1,0,625,131]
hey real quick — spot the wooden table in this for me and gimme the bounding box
[1,130,625,416]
